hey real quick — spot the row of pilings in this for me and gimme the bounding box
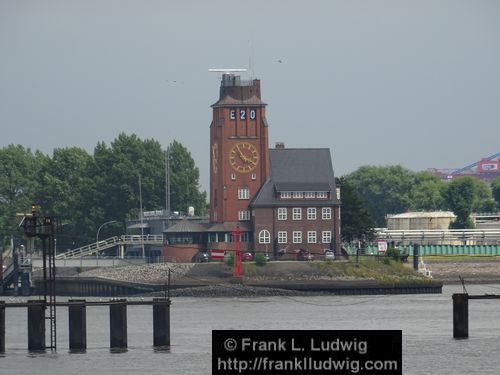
[0,298,170,352]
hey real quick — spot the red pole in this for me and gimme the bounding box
[232,226,243,278]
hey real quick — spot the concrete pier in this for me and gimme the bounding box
[153,298,171,349]
[453,293,468,339]
[109,299,127,350]
[27,300,45,351]
[68,299,87,351]
[2,298,172,352]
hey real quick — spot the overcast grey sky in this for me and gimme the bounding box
[1,0,499,190]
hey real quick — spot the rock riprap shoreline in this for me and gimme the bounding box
[77,263,194,283]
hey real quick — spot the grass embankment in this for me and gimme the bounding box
[312,258,430,283]
[241,258,430,284]
[423,255,500,263]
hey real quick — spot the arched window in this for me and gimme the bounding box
[258,229,271,244]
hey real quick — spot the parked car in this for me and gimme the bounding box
[297,248,314,261]
[242,252,254,262]
[324,251,335,260]
[191,251,209,263]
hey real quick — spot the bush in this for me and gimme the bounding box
[385,247,400,260]
[224,253,234,267]
[254,253,267,266]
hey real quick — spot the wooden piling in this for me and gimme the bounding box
[153,298,171,349]
[68,299,87,351]
[27,300,45,351]
[0,301,5,353]
[453,293,469,339]
[109,299,127,350]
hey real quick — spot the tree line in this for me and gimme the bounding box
[0,134,206,250]
[2,135,500,250]
[342,165,500,240]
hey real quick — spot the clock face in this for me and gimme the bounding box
[211,143,218,173]
[229,142,259,173]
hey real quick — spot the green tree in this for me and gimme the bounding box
[346,165,414,227]
[0,145,39,247]
[93,133,167,224]
[337,177,375,242]
[443,177,475,229]
[33,147,99,248]
[492,177,500,210]
[410,172,446,211]
[169,140,207,215]
[471,179,496,213]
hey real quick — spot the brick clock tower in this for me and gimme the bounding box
[209,71,270,224]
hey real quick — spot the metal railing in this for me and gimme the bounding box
[55,235,164,259]
[376,229,500,243]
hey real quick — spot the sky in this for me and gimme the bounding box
[1,0,499,191]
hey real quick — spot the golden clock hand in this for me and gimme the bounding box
[236,145,249,163]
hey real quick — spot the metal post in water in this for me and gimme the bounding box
[109,299,127,350]
[0,301,5,353]
[27,300,45,351]
[153,298,171,349]
[453,293,469,339]
[68,299,87,352]
[413,244,419,271]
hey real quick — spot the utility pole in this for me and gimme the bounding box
[165,148,171,217]
[139,175,145,259]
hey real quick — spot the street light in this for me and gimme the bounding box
[96,220,117,259]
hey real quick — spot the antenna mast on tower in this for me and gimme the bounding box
[208,68,247,76]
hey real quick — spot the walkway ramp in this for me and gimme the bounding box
[55,235,164,259]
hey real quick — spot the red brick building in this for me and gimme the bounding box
[163,73,341,261]
[251,147,341,258]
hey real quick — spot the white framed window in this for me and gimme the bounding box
[231,173,236,181]
[292,208,302,220]
[292,231,302,244]
[280,192,292,199]
[251,173,257,180]
[305,192,315,199]
[278,231,287,244]
[292,191,303,199]
[322,207,332,220]
[307,231,317,243]
[239,210,250,221]
[322,231,332,244]
[317,191,328,198]
[258,229,271,244]
[238,188,250,199]
[307,207,316,220]
[277,208,287,220]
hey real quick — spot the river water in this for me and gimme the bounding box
[1,284,500,374]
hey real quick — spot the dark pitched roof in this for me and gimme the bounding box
[251,148,339,207]
[164,219,208,233]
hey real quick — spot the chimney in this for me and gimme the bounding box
[275,142,285,150]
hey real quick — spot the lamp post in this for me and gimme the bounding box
[96,220,117,259]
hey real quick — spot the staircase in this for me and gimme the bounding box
[55,235,164,259]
